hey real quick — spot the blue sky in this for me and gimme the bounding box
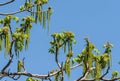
[0,0,120,81]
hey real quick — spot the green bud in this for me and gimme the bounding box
[13,17,19,22]
[20,5,25,10]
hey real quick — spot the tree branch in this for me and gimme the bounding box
[55,47,61,69]
[8,25,13,35]
[100,66,110,79]
[54,39,71,69]
[4,62,118,81]
[0,3,37,16]
[1,39,14,72]
[0,10,26,16]
[3,72,48,79]
[71,63,83,70]
[101,77,120,81]
[75,66,120,81]
[76,67,95,81]
[61,62,64,81]
[0,63,82,80]
[0,0,15,6]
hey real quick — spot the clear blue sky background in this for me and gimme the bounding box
[0,0,120,81]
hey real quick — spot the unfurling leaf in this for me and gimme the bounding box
[49,47,55,54]
[94,48,100,55]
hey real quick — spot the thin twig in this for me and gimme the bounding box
[0,3,37,16]
[55,47,61,69]
[101,77,120,81]
[76,67,95,81]
[54,39,70,69]
[0,0,15,6]
[1,39,14,72]
[8,25,13,36]
[61,62,64,81]
[100,66,110,79]
[0,10,26,16]
[8,75,21,80]
[71,63,83,70]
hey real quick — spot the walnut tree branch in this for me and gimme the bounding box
[0,3,37,16]
[1,39,14,72]
[0,63,82,80]
[71,63,83,70]
[0,10,26,16]
[55,47,61,69]
[75,65,120,81]
[0,0,15,6]
[76,67,95,81]
[100,66,110,79]
[101,77,120,81]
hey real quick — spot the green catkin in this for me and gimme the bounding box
[35,5,39,23]
[32,7,35,17]
[25,28,30,49]
[95,60,101,81]
[64,42,66,53]
[17,60,23,72]
[47,7,52,32]
[43,11,46,28]
[0,37,3,51]
[65,58,70,77]
[39,11,42,24]
[5,34,10,55]
[88,43,94,68]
